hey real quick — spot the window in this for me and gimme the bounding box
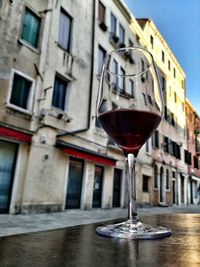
[119,24,125,45]
[129,39,133,47]
[21,7,40,47]
[154,165,158,189]
[174,92,177,103]
[98,45,106,76]
[161,76,166,91]
[171,112,175,127]
[162,51,165,62]
[119,67,125,92]
[164,106,168,121]
[145,140,149,153]
[127,79,134,97]
[152,130,159,148]
[112,59,118,89]
[150,35,154,49]
[163,136,169,153]
[111,13,117,36]
[193,156,199,169]
[9,70,34,112]
[173,67,176,78]
[52,75,68,111]
[171,142,181,159]
[142,175,149,192]
[168,60,171,70]
[166,170,169,190]
[147,95,152,105]
[184,150,191,165]
[58,8,72,52]
[181,80,185,89]
[98,1,105,23]
[141,59,145,72]
[142,93,147,106]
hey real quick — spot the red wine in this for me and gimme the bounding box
[98,109,161,156]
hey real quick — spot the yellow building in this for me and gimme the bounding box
[137,18,188,205]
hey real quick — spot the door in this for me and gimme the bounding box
[160,167,164,202]
[181,175,185,204]
[112,169,122,208]
[0,141,18,213]
[190,180,193,204]
[172,180,176,204]
[92,166,103,208]
[65,158,83,209]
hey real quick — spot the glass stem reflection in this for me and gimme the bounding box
[126,154,138,222]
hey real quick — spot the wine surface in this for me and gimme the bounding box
[98,109,161,156]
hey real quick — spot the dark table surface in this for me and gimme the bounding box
[0,213,199,267]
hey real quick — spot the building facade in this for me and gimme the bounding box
[0,0,199,214]
[185,99,200,205]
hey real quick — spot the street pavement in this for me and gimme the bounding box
[0,205,199,237]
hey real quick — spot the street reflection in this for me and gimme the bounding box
[0,214,199,266]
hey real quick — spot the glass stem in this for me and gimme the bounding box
[126,153,138,222]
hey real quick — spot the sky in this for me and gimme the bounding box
[124,0,200,115]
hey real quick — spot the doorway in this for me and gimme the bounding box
[112,169,122,208]
[160,167,164,202]
[0,141,18,213]
[65,158,83,209]
[92,166,103,208]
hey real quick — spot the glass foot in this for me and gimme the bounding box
[96,220,172,240]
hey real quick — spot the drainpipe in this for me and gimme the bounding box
[57,0,96,137]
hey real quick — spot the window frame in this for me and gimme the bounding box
[110,12,117,36]
[20,6,41,49]
[7,69,35,114]
[98,1,106,23]
[52,74,69,111]
[150,35,154,49]
[161,50,165,62]
[154,165,158,189]
[119,23,125,44]
[58,7,72,52]
[98,45,106,76]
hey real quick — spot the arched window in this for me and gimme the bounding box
[154,165,158,188]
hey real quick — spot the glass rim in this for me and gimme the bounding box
[103,46,154,78]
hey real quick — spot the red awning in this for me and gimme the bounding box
[63,147,116,167]
[0,126,32,143]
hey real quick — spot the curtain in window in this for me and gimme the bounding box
[119,24,125,44]
[21,9,40,47]
[52,77,67,110]
[59,10,71,51]
[111,13,116,35]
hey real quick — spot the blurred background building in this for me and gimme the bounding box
[0,0,199,214]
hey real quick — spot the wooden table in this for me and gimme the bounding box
[0,213,199,266]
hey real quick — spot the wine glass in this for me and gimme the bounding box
[96,47,172,239]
